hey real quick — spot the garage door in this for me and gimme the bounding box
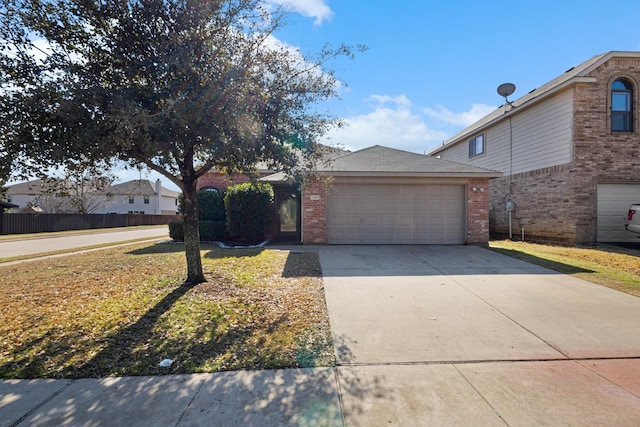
[327,184,465,244]
[597,184,640,242]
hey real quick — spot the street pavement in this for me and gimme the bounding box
[1,244,640,426]
[0,227,169,260]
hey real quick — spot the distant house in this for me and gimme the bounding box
[4,180,52,212]
[5,179,180,215]
[430,51,640,244]
[96,179,180,215]
[198,145,501,244]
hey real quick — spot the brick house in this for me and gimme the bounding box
[430,51,640,244]
[199,145,501,245]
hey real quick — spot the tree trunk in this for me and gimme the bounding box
[182,178,206,284]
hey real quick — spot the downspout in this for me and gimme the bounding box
[507,115,515,239]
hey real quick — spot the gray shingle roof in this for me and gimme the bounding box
[106,180,156,195]
[317,145,501,177]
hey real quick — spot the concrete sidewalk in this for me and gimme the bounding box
[2,245,640,426]
[1,369,342,427]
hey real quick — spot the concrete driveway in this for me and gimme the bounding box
[318,245,640,426]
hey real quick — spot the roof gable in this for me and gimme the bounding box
[318,145,501,177]
[107,180,156,195]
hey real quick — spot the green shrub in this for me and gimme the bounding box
[225,182,274,238]
[199,220,228,240]
[197,190,226,221]
[177,190,226,221]
[168,220,227,241]
[168,220,184,241]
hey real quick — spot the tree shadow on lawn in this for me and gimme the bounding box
[0,280,295,379]
[1,249,329,380]
[127,242,265,259]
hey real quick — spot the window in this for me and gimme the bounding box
[6,195,11,203]
[469,134,484,157]
[200,186,220,192]
[144,196,150,204]
[612,79,633,132]
[128,196,134,204]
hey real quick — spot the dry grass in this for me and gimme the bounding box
[490,240,640,297]
[0,243,333,379]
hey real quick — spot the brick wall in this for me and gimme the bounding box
[489,165,578,243]
[572,58,640,243]
[197,171,273,192]
[301,178,327,244]
[466,178,491,244]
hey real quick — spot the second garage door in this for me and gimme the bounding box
[597,183,640,242]
[326,183,466,244]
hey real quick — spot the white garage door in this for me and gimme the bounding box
[327,184,466,244]
[597,184,640,242]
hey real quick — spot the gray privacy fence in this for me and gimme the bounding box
[0,213,180,235]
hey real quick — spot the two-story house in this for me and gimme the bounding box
[5,179,179,215]
[430,51,640,244]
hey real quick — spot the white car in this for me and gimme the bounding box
[626,204,640,234]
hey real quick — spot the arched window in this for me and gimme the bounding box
[611,79,633,132]
[200,186,220,192]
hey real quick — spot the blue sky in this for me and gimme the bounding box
[273,0,640,156]
[43,1,640,188]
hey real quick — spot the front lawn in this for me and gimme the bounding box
[490,240,640,297]
[0,243,333,379]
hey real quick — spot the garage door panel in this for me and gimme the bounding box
[597,184,640,242]
[327,184,465,244]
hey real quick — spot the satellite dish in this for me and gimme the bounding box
[497,83,516,110]
[497,83,516,98]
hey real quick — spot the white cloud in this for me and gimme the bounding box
[423,103,496,127]
[268,0,334,26]
[323,95,449,154]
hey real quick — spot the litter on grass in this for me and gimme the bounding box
[159,359,173,368]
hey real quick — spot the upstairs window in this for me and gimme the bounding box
[128,196,134,204]
[612,79,633,132]
[144,196,150,204]
[469,134,484,158]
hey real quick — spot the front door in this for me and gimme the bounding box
[274,187,301,243]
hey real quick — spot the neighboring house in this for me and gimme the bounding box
[5,179,180,215]
[3,179,74,213]
[199,145,501,245]
[95,180,180,215]
[430,51,640,244]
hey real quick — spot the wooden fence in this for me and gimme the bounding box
[0,213,180,235]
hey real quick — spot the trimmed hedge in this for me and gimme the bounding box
[197,190,226,221]
[168,220,227,242]
[224,182,274,238]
